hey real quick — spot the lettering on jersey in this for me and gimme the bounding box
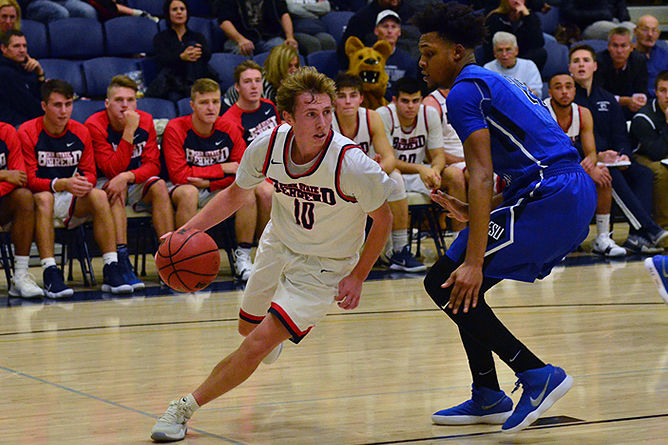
[488,220,505,241]
[247,116,279,143]
[111,140,146,159]
[0,152,6,169]
[185,146,230,166]
[393,135,425,152]
[358,141,370,154]
[38,150,82,167]
[270,179,336,205]
[596,101,610,112]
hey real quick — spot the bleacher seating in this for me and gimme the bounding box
[209,52,248,90]
[21,19,49,59]
[307,50,339,79]
[71,100,105,123]
[176,97,192,116]
[82,57,140,97]
[48,18,104,59]
[127,0,163,16]
[139,57,159,85]
[321,11,354,46]
[40,59,86,96]
[541,39,569,80]
[104,16,159,57]
[537,6,560,36]
[137,98,177,119]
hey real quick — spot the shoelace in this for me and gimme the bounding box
[511,379,523,395]
[158,400,188,423]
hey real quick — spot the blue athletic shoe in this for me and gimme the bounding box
[645,255,668,304]
[432,385,514,425]
[102,262,133,294]
[389,245,427,273]
[43,265,74,299]
[501,364,573,434]
[118,249,145,290]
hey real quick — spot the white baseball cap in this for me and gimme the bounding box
[376,9,401,26]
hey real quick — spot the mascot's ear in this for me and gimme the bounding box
[372,40,393,62]
[345,36,365,59]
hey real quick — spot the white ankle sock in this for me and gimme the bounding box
[392,230,408,253]
[102,252,118,266]
[596,214,610,238]
[14,255,29,278]
[184,393,200,411]
[41,257,56,269]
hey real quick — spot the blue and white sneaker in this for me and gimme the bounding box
[432,385,513,425]
[118,249,145,290]
[502,364,573,434]
[389,245,427,273]
[101,262,133,294]
[645,255,668,304]
[43,265,74,299]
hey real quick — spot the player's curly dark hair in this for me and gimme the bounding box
[412,2,486,49]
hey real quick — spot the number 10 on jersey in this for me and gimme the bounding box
[294,199,315,230]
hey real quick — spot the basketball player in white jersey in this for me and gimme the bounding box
[333,73,426,272]
[423,88,468,237]
[150,67,394,443]
[546,73,625,257]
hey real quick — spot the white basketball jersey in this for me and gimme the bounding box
[428,89,464,157]
[379,103,430,165]
[236,124,391,258]
[545,99,581,144]
[332,108,375,158]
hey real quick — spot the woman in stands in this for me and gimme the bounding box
[221,43,300,112]
[146,0,219,101]
[0,0,20,33]
[483,0,547,71]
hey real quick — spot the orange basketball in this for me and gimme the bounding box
[155,228,220,292]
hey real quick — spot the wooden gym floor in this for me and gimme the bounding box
[1,228,667,444]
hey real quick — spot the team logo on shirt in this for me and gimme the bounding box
[247,116,279,143]
[38,150,82,167]
[185,146,230,166]
[393,135,426,151]
[0,152,6,169]
[111,140,146,158]
[597,101,610,112]
[270,178,336,205]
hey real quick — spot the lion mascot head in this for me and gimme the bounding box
[345,36,392,110]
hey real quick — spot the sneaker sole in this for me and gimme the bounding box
[262,342,283,365]
[592,248,626,258]
[44,289,74,299]
[131,282,145,290]
[101,284,134,294]
[389,263,428,273]
[502,375,573,434]
[8,288,44,298]
[644,258,668,304]
[150,427,186,442]
[432,410,512,425]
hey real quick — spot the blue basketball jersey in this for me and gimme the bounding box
[447,64,580,200]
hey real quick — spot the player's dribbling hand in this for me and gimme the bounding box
[442,262,482,314]
[336,274,363,310]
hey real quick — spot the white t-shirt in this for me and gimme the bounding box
[484,58,543,98]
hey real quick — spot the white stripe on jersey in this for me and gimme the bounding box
[428,89,464,158]
[545,99,581,143]
[332,108,375,157]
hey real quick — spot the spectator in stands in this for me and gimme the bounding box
[561,0,634,41]
[146,0,218,102]
[82,0,159,22]
[0,122,44,297]
[222,43,300,112]
[545,72,624,257]
[19,80,133,297]
[483,31,542,97]
[337,0,417,68]
[162,78,256,281]
[0,30,44,126]
[483,0,546,71]
[569,45,668,253]
[86,75,174,290]
[23,0,97,22]
[221,60,277,236]
[286,0,336,53]
[634,15,668,98]
[374,10,418,103]
[0,0,20,33]
[377,76,447,270]
[217,0,321,56]
[631,70,668,230]
[595,26,648,121]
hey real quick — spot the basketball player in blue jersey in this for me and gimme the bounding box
[415,3,597,433]
[150,67,393,442]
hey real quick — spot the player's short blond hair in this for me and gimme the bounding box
[107,75,137,98]
[190,78,220,101]
[275,67,336,115]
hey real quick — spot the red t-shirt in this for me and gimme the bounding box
[0,122,26,197]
